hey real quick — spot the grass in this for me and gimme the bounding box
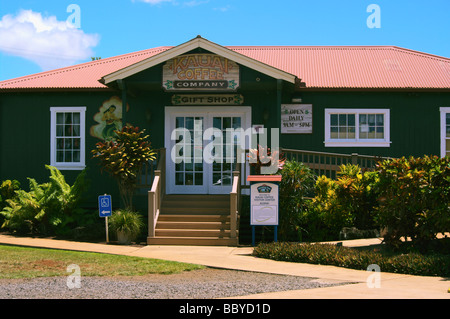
[0,245,204,279]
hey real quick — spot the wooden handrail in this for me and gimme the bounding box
[230,170,240,239]
[280,148,390,178]
[148,172,160,238]
[147,148,166,240]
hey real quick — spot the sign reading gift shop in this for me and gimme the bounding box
[281,104,313,134]
[163,54,240,91]
[172,94,244,105]
[248,175,281,246]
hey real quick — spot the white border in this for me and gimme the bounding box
[440,107,450,157]
[50,106,86,170]
[324,108,391,147]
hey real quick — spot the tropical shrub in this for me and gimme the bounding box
[374,156,450,248]
[0,180,21,226]
[0,179,20,208]
[92,125,156,210]
[311,164,380,240]
[0,166,89,235]
[253,241,450,277]
[278,160,315,241]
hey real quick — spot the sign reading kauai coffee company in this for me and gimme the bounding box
[163,54,240,91]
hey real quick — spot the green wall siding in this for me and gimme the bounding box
[0,91,121,209]
[1,64,449,210]
[283,91,449,158]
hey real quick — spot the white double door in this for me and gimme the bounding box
[165,107,251,194]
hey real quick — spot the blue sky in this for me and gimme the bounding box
[0,0,449,81]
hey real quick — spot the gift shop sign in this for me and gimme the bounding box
[163,54,239,91]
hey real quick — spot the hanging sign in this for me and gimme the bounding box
[171,94,244,105]
[281,104,313,134]
[163,54,239,91]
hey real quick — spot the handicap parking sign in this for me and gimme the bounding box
[98,195,112,217]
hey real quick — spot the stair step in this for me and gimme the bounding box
[162,200,229,209]
[161,207,229,215]
[150,194,237,246]
[155,229,231,237]
[147,236,238,246]
[157,221,230,230]
[158,214,230,222]
[163,194,229,202]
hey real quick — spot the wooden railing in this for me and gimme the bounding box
[137,148,165,191]
[230,170,241,239]
[281,148,388,178]
[147,148,165,239]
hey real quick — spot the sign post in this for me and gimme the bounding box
[98,194,112,244]
[247,175,281,246]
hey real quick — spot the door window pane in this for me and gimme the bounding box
[173,116,204,186]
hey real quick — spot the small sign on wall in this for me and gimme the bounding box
[281,104,313,134]
[171,94,244,105]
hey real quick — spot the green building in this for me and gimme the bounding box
[1,37,449,245]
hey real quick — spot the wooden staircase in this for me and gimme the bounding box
[147,194,238,246]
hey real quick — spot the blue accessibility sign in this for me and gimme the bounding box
[98,195,112,217]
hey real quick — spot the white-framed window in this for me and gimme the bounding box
[324,109,391,147]
[50,107,86,170]
[440,107,450,158]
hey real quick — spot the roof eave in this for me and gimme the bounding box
[100,36,298,85]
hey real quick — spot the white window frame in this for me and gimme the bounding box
[324,108,391,147]
[50,106,86,170]
[440,107,450,157]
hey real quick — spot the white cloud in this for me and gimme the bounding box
[0,10,99,71]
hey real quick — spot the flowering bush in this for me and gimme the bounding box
[248,145,285,175]
[311,164,380,239]
[374,156,450,248]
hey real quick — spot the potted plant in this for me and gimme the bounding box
[109,209,144,244]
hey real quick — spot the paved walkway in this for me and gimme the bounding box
[0,234,448,299]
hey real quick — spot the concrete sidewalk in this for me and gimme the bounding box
[0,234,448,299]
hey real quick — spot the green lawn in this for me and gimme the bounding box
[0,245,204,279]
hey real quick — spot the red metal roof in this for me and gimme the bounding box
[0,46,171,90]
[1,45,449,90]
